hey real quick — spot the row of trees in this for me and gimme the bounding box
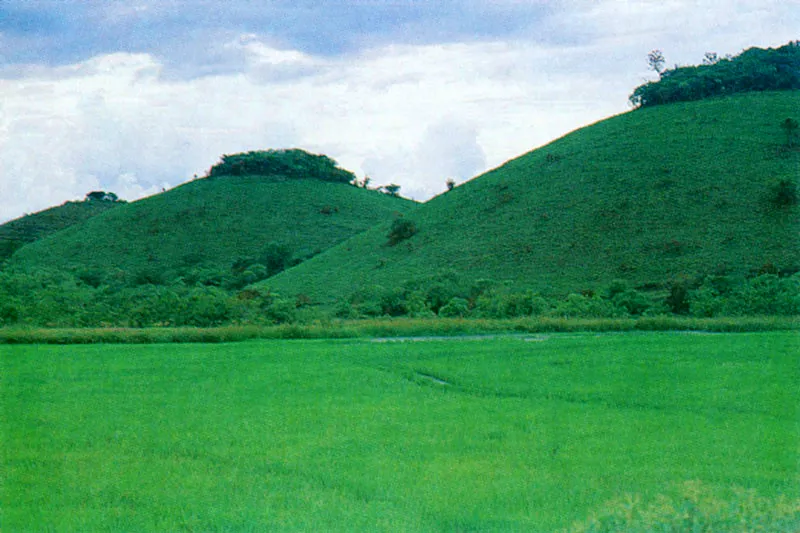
[0,266,796,328]
[335,271,800,320]
[630,42,800,108]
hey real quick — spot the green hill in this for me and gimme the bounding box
[0,198,122,263]
[9,173,416,285]
[263,91,800,305]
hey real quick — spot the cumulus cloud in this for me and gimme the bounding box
[363,117,487,199]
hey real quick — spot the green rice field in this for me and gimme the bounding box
[2,331,798,531]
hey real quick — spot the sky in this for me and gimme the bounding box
[1,1,798,223]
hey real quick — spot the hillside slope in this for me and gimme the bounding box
[264,91,800,303]
[9,176,415,281]
[0,200,121,263]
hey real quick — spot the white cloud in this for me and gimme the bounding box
[362,117,487,198]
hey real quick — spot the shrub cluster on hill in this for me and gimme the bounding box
[630,41,800,108]
[84,191,122,202]
[206,149,356,183]
[386,217,417,246]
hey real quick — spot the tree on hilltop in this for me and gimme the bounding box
[647,49,666,76]
[206,149,356,184]
[382,184,401,197]
[630,41,800,108]
[85,191,119,202]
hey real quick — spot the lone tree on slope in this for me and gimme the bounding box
[647,49,666,76]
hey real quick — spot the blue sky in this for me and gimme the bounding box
[1,0,798,222]
[1,1,557,74]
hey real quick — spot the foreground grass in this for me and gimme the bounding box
[2,332,798,531]
[0,315,797,344]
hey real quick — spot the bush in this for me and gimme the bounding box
[179,287,232,327]
[474,290,549,318]
[689,284,725,317]
[124,286,185,327]
[263,297,297,324]
[666,279,691,315]
[438,297,470,318]
[346,285,392,317]
[259,242,294,277]
[379,287,409,317]
[0,302,19,325]
[727,273,800,315]
[334,300,359,319]
[402,290,434,318]
[601,280,653,316]
[772,178,798,206]
[611,289,654,316]
[387,218,417,246]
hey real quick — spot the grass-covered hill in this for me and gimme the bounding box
[8,163,416,285]
[0,197,122,263]
[264,91,800,304]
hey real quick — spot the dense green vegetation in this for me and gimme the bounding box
[334,271,800,320]
[7,172,415,286]
[3,333,797,530]
[0,196,122,263]
[264,91,800,306]
[630,42,800,108]
[0,265,795,328]
[206,148,356,183]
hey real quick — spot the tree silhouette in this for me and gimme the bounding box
[383,184,401,197]
[647,49,666,76]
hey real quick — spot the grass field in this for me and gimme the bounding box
[2,332,798,531]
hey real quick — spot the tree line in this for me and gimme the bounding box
[0,266,796,328]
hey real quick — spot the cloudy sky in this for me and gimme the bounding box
[0,1,797,222]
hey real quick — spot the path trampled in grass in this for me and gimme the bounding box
[2,332,798,531]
